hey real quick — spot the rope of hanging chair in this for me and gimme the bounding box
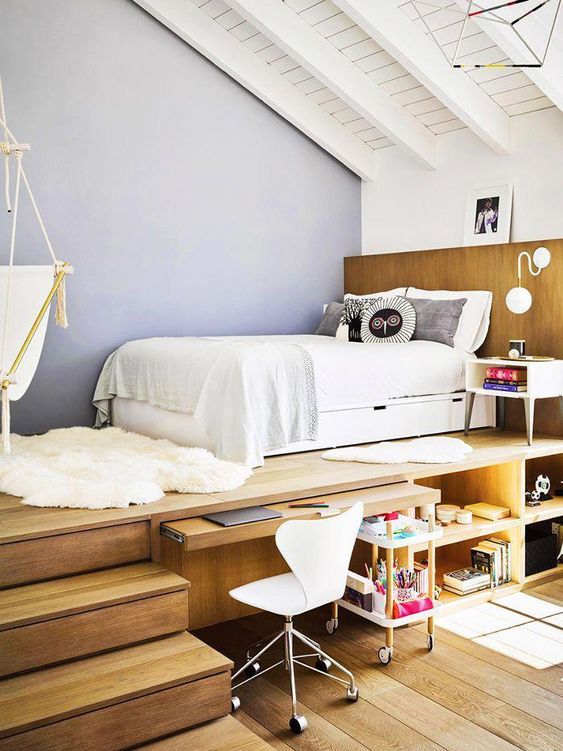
[0,147,22,455]
[0,149,22,375]
[0,75,71,453]
[1,386,9,455]
[0,108,67,328]
[0,77,11,212]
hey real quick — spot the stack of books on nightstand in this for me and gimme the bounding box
[482,366,527,393]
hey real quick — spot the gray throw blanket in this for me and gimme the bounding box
[93,337,318,467]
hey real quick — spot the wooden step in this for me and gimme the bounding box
[0,631,233,750]
[0,562,189,676]
[0,521,150,588]
[138,716,274,750]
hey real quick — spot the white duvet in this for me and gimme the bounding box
[94,335,468,467]
[278,335,467,411]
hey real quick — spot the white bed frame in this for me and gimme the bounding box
[112,392,495,458]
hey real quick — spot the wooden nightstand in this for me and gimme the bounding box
[465,358,563,445]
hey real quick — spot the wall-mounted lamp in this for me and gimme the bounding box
[505,246,551,314]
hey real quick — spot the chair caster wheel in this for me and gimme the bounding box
[231,696,240,712]
[346,686,359,702]
[326,618,338,634]
[289,715,308,734]
[427,634,434,652]
[378,646,392,664]
[315,657,332,673]
[244,661,261,678]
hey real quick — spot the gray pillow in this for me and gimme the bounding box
[407,297,467,348]
[315,302,343,337]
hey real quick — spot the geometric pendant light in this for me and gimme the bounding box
[412,0,562,69]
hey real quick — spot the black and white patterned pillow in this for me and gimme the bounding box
[341,296,381,342]
[360,297,416,344]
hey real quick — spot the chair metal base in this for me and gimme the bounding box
[231,616,358,732]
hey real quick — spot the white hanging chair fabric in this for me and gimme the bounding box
[0,266,54,401]
[0,76,71,453]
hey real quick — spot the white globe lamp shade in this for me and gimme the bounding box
[533,246,551,269]
[506,286,532,314]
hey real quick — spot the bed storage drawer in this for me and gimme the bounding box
[269,393,494,455]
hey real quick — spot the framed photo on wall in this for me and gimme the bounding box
[463,183,513,246]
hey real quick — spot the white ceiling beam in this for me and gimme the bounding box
[229,0,437,169]
[335,0,511,155]
[452,0,563,111]
[132,0,376,180]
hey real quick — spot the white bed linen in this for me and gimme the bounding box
[99,335,469,467]
[253,335,468,411]
[94,336,317,467]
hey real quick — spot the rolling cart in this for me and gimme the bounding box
[326,509,442,664]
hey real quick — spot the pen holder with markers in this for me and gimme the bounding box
[395,586,418,602]
[372,562,422,614]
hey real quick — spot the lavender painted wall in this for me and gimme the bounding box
[0,0,360,434]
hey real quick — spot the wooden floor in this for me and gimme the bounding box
[197,578,563,751]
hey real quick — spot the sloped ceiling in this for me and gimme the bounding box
[135,0,563,178]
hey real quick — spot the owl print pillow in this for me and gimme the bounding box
[360,297,416,344]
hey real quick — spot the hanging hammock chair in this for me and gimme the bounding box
[0,76,71,454]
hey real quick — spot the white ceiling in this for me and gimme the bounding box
[396,0,556,116]
[137,0,563,176]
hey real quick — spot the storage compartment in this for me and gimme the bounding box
[417,525,520,604]
[0,522,151,588]
[525,521,558,577]
[524,455,563,523]
[418,461,522,520]
[268,392,495,455]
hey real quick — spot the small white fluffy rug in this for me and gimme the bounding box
[0,427,252,509]
[322,437,473,465]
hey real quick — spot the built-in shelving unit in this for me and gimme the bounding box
[402,444,561,615]
[341,437,563,620]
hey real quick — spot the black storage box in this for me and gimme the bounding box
[525,521,558,577]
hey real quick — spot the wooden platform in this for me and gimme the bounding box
[0,427,561,748]
[1,429,562,546]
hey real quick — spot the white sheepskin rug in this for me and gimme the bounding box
[322,437,473,465]
[0,427,252,509]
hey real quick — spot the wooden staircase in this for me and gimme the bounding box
[137,716,274,750]
[0,533,235,750]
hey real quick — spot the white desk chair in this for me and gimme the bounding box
[229,502,363,734]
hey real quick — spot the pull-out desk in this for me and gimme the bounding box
[160,482,440,629]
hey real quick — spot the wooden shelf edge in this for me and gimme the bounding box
[412,516,520,552]
[524,499,563,524]
[438,581,522,614]
[523,564,563,584]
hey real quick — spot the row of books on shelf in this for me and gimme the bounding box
[482,367,526,393]
[443,537,512,595]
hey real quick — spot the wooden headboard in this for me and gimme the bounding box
[344,238,562,436]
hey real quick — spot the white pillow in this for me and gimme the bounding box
[406,287,492,353]
[336,288,407,340]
